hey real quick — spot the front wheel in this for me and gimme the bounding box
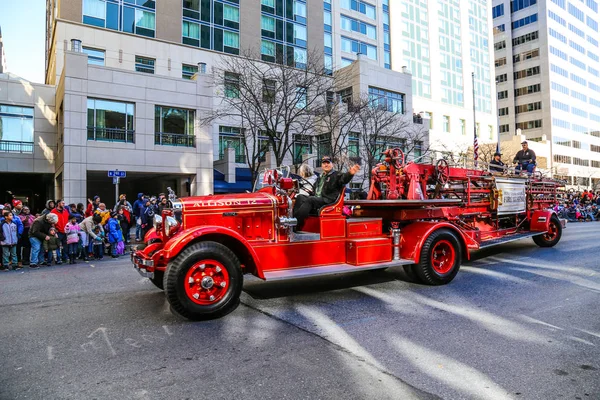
[415,229,462,285]
[164,241,243,320]
[532,216,562,248]
[149,271,164,290]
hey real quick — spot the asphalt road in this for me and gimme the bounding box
[1,222,599,400]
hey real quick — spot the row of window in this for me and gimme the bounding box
[512,13,537,30]
[511,0,537,13]
[0,105,35,152]
[83,0,156,38]
[553,155,600,168]
[515,101,541,114]
[514,66,540,80]
[440,115,494,139]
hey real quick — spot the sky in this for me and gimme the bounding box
[0,0,46,83]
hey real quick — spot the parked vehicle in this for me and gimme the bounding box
[132,149,565,320]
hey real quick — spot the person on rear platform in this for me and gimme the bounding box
[513,141,536,175]
[293,156,360,231]
[489,152,506,173]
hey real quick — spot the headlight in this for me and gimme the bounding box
[165,216,179,236]
[153,214,163,230]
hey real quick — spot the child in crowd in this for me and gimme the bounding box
[92,226,105,260]
[65,215,81,264]
[44,227,62,265]
[106,211,123,259]
[1,210,19,271]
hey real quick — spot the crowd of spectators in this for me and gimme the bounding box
[555,190,600,222]
[0,191,168,271]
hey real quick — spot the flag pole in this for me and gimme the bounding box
[472,72,478,167]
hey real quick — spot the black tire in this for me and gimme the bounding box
[164,241,243,320]
[402,265,422,283]
[533,215,562,248]
[414,229,462,285]
[149,271,164,290]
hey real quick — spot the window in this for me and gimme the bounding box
[341,0,376,19]
[498,90,508,99]
[293,134,312,164]
[368,87,404,113]
[548,10,566,26]
[551,100,570,112]
[261,0,275,6]
[513,31,538,47]
[183,21,200,41]
[498,107,509,116]
[341,36,377,60]
[515,102,542,114]
[514,67,540,80]
[495,57,506,67]
[82,47,105,66]
[512,13,538,30]
[515,120,542,130]
[442,115,450,132]
[263,79,276,103]
[551,82,569,95]
[0,105,34,153]
[492,4,504,18]
[154,106,195,147]
[87,98,135,143]
[182,64,198,80]
[261,40,275,58]
[551,0,565,8]
[296,87,307,108]
[83,0,106,28]
[223,4,239,23]
[494,41,506,51]
[340,15,377,39]
[83,0,158,38]
[135,56,155,74]
[261,15,275,32]
[224,72,240,98]
[316,133,332,160]
[460,119,466,135]
[496,74,507,83]
[554,154,571,164]
[219,126,245,163]
[499,124,510,133]
[568,3,584,21]
[511,0,537,12]
[348,133,360,158]
[223,31,239,51]
[488,125,494,140]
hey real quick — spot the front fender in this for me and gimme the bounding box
[144,227,159,243]
[529,210,555,232]
[400,222,478,263]
[161,225,264,277]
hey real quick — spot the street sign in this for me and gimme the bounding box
[112,177,120,185]
[108,170,126,178]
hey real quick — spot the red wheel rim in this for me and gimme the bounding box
[431,240,456,274]
[544,222,558,241]
[184,259,230,305]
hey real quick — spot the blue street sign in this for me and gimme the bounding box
[108,170,126,178]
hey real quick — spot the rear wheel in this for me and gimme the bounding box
[533,216,562,248]
[149,271,164,290]
[402,265,422,283]
[415,229,461,285]
[164,241,243,320]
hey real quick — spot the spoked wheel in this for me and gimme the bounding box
[164,241,242,320]
[391,147,406,169]
[533,215,562,248]
[415,229,461,285]
[435,159,450,185]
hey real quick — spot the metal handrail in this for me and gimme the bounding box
[87,127,135,143]
[0,140,34,153]
[155,132,196,147]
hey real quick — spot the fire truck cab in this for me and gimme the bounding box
[132,150,565,320]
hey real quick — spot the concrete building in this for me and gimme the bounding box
[492,0,600,190]
[0,0,423,208]
[389,0,498,157]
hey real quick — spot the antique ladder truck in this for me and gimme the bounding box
[132,149,565,320]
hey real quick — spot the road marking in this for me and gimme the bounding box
[47,346,54,360]
[162,325,173,336]
[519,315,564,330]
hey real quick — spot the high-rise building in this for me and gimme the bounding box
[492,0,600,188]
[0,26,7,74]
[389,0,498,158]
[0,0,421,203]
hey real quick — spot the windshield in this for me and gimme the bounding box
[253,166,291,192]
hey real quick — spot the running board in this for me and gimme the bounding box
[263,259,414,281]
[479,231,544,250]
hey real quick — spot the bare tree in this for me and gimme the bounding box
[200,50,343,180]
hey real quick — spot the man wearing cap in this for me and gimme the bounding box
[513,141,536,174]
[489,152,506,173]
[293,156,360,230]
[51,199,71,262]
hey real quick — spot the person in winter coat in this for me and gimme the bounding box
[1,204,24,266]
[65,215,81,264]
[43,227,62,265]
[41,200,55,216]
[69,203,84,224]
[51,199,70,263]
[115,196,132,243]
[114,194,132,212]
[12,199,24,216]
[106,212,123,258]
[140,198,155,240]
[132,193,145,241]
[79,214,104,259]
[28,213,58,269]
[1,211,20,270]
[76,203,86,222]
[157,197,169,214]
[85,196,101,217]
[18,206,35,266]
[95,203,111,226]
[116,206,130,245]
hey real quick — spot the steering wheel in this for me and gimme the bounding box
[390,148,405,169]
[435,159,450,185]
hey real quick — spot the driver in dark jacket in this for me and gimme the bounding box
[294,156,360,230]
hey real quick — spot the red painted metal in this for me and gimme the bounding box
[430,240,456,274]
[399,221,477,263]
[184,259,230,305]
[529,210,554,232]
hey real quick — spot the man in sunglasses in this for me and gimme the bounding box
[294,156,360,230]
[512,141,536,175]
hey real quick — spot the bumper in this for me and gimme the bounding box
[131,252,154,278]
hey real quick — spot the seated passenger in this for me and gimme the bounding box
[293,156,360,230]
[489,152,506,173]
[513,141,536,174]
[297,163,317,197]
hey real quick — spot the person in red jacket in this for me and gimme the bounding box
[51,199,70,262]
[85,196,101,217]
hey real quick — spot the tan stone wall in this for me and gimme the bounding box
[156,0,182,43]
[306,0,324,58]
[58,0,82,23]
[240,0,261,55]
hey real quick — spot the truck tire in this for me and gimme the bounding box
[533,215,562,248]
[164,241,243,320]
[415,229,461,285]
[149,271,164,290]
[402,265,422,283]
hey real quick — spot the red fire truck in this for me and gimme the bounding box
[132,149,565,320]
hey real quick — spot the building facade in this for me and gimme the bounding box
[0,26,7,74]
[492,0,600,189]
[0,0,422,207]
[389,0,498,157]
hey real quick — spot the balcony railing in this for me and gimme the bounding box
[155,132,196,147]
[219,153,246,163]
[87,127,135,143]
[0,140,34,153]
